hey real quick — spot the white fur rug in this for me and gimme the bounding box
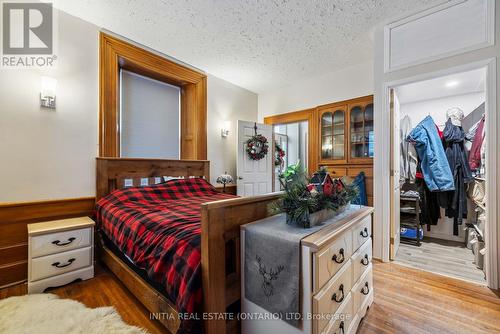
[0,293,148,334]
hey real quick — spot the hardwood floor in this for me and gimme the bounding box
[359,261,500,334]
[395,237,486,284]
[1,261,499,334]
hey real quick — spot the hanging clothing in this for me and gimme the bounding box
[407,116,455,192]
[468,117,485,171]
[415,161,440,226]
[438,119,473,235]
[400,115,417,182]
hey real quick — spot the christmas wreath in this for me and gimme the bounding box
[246,123,269,160]
[274,143,285,167]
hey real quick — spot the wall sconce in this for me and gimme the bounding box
[221,121,230,138]
[40,76,57,109]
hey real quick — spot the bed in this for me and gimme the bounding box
[95,157,280,334]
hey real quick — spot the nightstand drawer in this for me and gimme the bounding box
[314,231,352,291]
[30,246,92,281]
[30,227,92,258]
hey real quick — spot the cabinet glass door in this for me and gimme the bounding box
[321,112,333,159]
[332,110,345,160]
[365,103,374,158]
[321,109,345,161]
[350,106,365,158]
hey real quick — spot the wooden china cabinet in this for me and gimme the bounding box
[318,95,374,205]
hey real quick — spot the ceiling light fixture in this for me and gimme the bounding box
[445,80,460,88]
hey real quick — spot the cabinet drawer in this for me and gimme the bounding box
[352,264,373,314]
[321,293,353,334]
[326,167,347,178]
[352,216,371,253]
[30,246,92,282]
[30,227,92,258]
[314,231,352,291]
[313,261,352,334]
[352,238,372,284]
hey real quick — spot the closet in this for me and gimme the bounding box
[318,95,374,205]
[393,68,487,285]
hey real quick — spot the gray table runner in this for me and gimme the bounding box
[244,205,358,327]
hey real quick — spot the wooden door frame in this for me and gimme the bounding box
[99,32,207,159]
[264,108,318,175]
[380,59,498,289]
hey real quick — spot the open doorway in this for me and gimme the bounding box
[389,68,488,285]
[273,121,309,190]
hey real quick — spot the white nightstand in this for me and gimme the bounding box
[27,217,95,294]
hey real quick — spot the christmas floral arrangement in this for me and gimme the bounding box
[246,134,269,160]
[274,143,285,167]
[270,163,358,228]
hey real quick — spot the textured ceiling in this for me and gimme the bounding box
[53,0,445,93]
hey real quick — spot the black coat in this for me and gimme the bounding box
[438,119,473,235]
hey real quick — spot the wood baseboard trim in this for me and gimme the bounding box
[0,197,95,287]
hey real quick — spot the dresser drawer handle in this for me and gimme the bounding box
[331,284,344,303]
[361,282,370,295]
[335,321,345,334]
[52,258,76,268]
[331,248,345,263]
[360,227,369,238]
[361,254,369,266]
[52,237,76,246]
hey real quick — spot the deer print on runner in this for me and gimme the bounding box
[256,255,285,298]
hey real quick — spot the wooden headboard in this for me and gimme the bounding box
[96,157,210,201]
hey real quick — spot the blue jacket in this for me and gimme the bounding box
[407,116,455,192]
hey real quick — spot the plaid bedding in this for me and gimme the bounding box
[96,178,236,332]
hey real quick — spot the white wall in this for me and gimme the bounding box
[0,10,99,202]
[0,10,258,202]
[373,0,500,288]
[400,92,485,242]
[121,70,180,159]
[400,92,485,127]
[258,62,374,120]
[207,74,258,185]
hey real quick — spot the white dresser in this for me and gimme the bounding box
[28,217,95,294]
[241,206,374,334]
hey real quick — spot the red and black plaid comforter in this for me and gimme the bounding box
[96,178,236,331]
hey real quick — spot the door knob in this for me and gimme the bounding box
[237,176,243,180]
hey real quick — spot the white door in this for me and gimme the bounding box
[389,89,401,260]
[237,121,273,197]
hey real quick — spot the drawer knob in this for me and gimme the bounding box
[51,258,76,268]
[360,227,369,238]
[52,237,76,246]
[331,248,345,263]
[331,284,344,303]
[335,321,345,334]
[361,254,369,266]
[361,282,370,295]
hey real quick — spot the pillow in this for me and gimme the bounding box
[351,172,368,206]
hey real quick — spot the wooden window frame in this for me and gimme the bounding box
[99,33,207,159]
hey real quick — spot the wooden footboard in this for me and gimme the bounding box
[201,193,280,334]
[95,158,280,334]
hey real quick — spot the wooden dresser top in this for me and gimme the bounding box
[28,217,95,236]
